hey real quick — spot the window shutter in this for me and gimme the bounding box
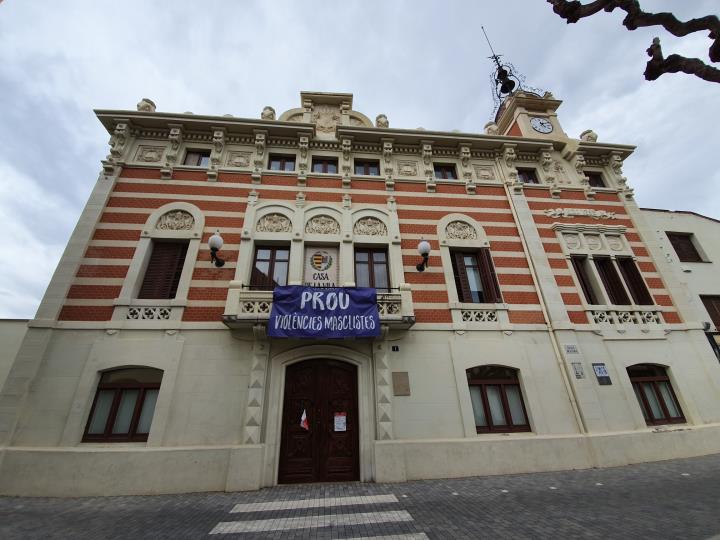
[667,233,702,262]
[570,256,598,304]
[616,257,653,305]
[138,242,189,299]
[594,257,630,305]
[701,296,720,328]
[451,251,473,303]
[478,248,503,303]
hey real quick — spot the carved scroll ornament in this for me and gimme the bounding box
[354,217,387,236]
[156,210,195,230]
[445,221,478,240]
[257,213,292,233]
[305,215,340,235]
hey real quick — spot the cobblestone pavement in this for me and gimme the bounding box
[2,454,720,539]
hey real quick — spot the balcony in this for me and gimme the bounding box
[223,287,415,331]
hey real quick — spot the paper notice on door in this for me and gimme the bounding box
[334,412,347,432]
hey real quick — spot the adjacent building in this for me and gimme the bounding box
[1,90,720,496]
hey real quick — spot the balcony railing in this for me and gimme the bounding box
[223,288,415,330]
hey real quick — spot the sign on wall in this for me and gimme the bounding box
[268,286,380,339]
[592,363,612,385]
[304,246,339,287]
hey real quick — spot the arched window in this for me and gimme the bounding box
[627,364,685,425]
[83,368,163,442]
[466,366,530,433]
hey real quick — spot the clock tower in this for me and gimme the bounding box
[494,90,568,141]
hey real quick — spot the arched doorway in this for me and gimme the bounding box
[278,359,359,484]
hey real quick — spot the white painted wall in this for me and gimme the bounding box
[0,320,28,390]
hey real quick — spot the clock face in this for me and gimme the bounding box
[530,117,553,134]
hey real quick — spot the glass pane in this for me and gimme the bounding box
[355,263,370,287]
[354,164,364,175]
[641,383,664,420]
[283,160,295,171]
[101,368,162,385]
[468,386,487,427]
[256,248,271,260]
[327,162,338,174]
[269,160,281,171]
[254,261,270,280]
[275,249,290,260]
[486,385,507,426]
[434,169,443,179]
[312,162,323,173]
[87,390,115,434]
[136,389,159,434]
[632,384,650,420]
[112,389,139,434]
[373,251,386,262]
[467,366,518,381]
[505,386,527,426]
[355,251,369,262]
[199,155,210,168]
[369,164,379,176]
[466,267,484,303]
[658,382,682,418]
[273,261,288,286]
[373,263,389,290]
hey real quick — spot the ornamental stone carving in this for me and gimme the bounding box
[585,235,602,250]
[226,151,252,167]
[474,165,495,181]
[445,221,478,240]
[256,213,292,233]
[484,122,499,135]
[543,208,617,220]
[607,235,624,251]
[398,160,418,176]
[376,114,389,128]
[305,215,340,235]
[354,217,387,236]
[580,129,598,142]
[540,149,553,172]
[563,233,581,249]
[135,145,164,162]
[261,106,276,120]
[156,210,195,230]
[136,98,156,112]
[312,104,341,134]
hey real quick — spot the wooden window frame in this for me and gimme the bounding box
[433,163,458,180]
[700,295,720,329]
[466,367,531,433]
[82,369,163,443]
[627,365,685,425]
[586,171,606,188]
[137,241,189,300]
[268,154,296,172]
[616,257,653,305]
[354,159,381,176]
[517,167,539,184]
[666,232,704,263]
[450,249,502,304]
[354,248,390,292]
[250,245,290,290]
[311,157,339,174]
[570,255,599,304]
[593,256,631,305]
[183,149,211,167]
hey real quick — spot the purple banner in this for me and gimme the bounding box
[268,286,380,339]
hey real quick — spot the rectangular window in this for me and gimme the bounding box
[616,257,653,305]
[666,232,703,262]
[627,365,685,426]
[593,256,631,305]
[586,172,606,188]
[450,249,502,304]
[570,255,599,304]
[700,295,720,329]
[517,168,539,184]
[354,160,380,176]
[183,150,211,167]
[311,157,338,174]
[433,164,458,180]
[268,154,296,171]
[466,366,530,433]
[138,241,189,299]
[250,246,290,289]
[354,248,389,292]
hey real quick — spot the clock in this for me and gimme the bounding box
[530,117,553,134]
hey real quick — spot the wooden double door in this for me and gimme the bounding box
[278,359,359,484]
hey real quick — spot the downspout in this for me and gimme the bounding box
[502,182,588,434]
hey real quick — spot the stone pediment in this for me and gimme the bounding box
[278,91,373,139]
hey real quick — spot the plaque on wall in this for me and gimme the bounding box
[303,246,339,287]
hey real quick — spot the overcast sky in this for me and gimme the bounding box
[0,0,718,319]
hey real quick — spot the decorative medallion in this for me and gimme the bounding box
[227,151,252,168]
[135,145,164,163]
[585,235,602,250]
[305,215,340,235]
[543,208,617,220]
[563,233,581,250]
[311,104,341,134]
[354,217,387,236]
[398,160,418,176]
[473,165,495,181]
[256,213,292,233]
[445,221,477,240]
[156,210,194,230]
[607,236,624,251]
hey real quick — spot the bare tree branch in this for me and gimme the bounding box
[547,0,720,83]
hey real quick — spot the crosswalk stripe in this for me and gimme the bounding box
[230,494,398,513]
[209,510,414,534]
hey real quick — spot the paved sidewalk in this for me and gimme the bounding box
[2,454,720,539]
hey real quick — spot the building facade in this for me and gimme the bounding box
[1,91,720,496]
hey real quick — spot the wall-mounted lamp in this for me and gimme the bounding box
[416,239,431,272]
[208,230,225,268]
